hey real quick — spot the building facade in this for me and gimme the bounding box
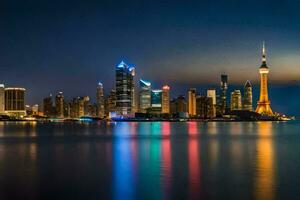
[4,87,26,117]
[207,89,216,117]
[196,96,214,118]
[151,89,162,113]
[43,95,54,117]
[231,90,242,110]
[220,74,228,114]
[0,84,4,114]
[139,79,151,113]
[188,88,196,117]
[115,61,135,116]
[243,80,253,111]
[162,85,170,114]
[256,43,273,116]
[96,82,105,118]
[55,92,64,118]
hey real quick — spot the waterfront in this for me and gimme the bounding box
[0,121,300,199]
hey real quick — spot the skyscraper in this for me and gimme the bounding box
[256,43,273,116]
[115,61,135,116]
[4,87,26,117]
[107,89,117,114]
[55,91,64,118]
[220,74,228,114]
[0,84,4,114]
[139,79,151,113]
[188,88,196,117]
[243,80,253,111]
[96,82,105,118]
[196,96,214,118]
[43,94,54,117]
[207,89,216,117]
[231,90,242,110]
[162,85,170,114]
[151,89,162,113]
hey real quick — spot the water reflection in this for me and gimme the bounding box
[255,122,275,200]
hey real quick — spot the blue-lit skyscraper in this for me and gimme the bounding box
[115,61,135,116]
[139,79,151,113]
[151,89,162,111]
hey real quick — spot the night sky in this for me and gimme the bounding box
[0,0,299,115]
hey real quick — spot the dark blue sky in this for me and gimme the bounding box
[0,0,299,115]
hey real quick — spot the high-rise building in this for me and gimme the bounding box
[220,74,228,114]
[207,89,216,117]
[256,42,273,116]
[170,95,187,114]
[231,90,242,110]
[188,88,196,116]
[243,80,253,111]
[115,61,135,116]
[43,94,54,117]
[55,92,64,118]
[162,85,170,114]
[107,89,117,113]
[139,79,151,113]
[96,82,105,118]
[32,104,39,115]
[151,89,162,113]
[196,96,214,118]
[0,84,4,114]
[4,87,26,117]
[69,96,89,118]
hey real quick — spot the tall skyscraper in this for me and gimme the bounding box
[55,91,64,118]
[162,85,170,114]
[107,89,117,114]
[43,94,54,117]
[115,61,135,116]
[188,88,196,117]
[243,80,253,111]
[256,43,273,116]
[231,90,242,110]
[207,89,216,117]
[4,87,26,117]
[0,84,4,114]
[196,96,214,118]
[151,89,162,113]
[139,79,151,113]
[220,74,228,114]
[96,82,105,118]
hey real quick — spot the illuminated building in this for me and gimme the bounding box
[69,96,89,118]
[115,61,135,116]
[4,87,26,117]
[32,104,39,115]
[0,84,4,114]
[243,80,253,111]
[43,94,54,117]
[188,88,196,117]
[231,90,242,110]
[256,43,273,116]
[96,82,105,118]
[55,91,64,118]
[220,74,228,114]
[151,89,162,113]
[139,79,151,113]
[162,85,170,114]
[207,89,216,117]
[196,96,214,118]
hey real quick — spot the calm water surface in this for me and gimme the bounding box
[0,121,300,200]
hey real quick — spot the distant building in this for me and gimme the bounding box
[43,94,54,117]
[107,89,117,114]
[162,85,170,114]
[231,90,242,110]
[207,89,217,117]
[220,74,228,114]
[188,88,196,117]
[0,84,4,114]
[150,89,162,114]
[96,82,105,118]
[243,80,253,111]
[32,104,39,115]
[116,61,135,116]
[55,92,64,118]
[170,95,187,114]
[69,96,89,118]
[139,79,151,113]
[4,87,26,117]
[196,96,214,118]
